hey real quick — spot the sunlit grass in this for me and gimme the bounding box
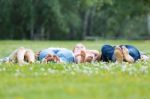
[0,40,150,99]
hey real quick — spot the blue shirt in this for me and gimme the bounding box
[124,45,141,61]
[39,48,75,63]
[101,45,115,62]
[101,45,141,62]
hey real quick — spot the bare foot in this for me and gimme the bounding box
[25,49,35,64]
[80,50,86,63]
[122,46,134,63]
[17,47,26,66]
[114,46,123,63]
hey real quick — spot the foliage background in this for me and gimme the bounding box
[0,0,150,40]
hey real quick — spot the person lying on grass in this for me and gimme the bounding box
[35,48,75,63]
[73,43,101,63]
[100,45,149,63]
[0,47,35,66]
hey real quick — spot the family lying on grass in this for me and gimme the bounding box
[0,43,149,66]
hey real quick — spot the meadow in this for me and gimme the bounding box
[0,40,150,99]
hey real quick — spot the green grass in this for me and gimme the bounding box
[0,40,150,99]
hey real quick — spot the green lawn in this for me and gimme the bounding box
[0,40,150,99]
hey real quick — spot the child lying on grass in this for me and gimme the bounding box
[36,48,75,63]
[100,45,149,63]
[35,43,101,64]
[0,47,75,65]
[73,43,101,63]
[0,47,35,65]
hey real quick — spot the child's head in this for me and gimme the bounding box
[73,43,86,53]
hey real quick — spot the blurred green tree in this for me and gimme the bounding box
[0,0,149,40]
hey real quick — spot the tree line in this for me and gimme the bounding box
[0,0,150,40]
